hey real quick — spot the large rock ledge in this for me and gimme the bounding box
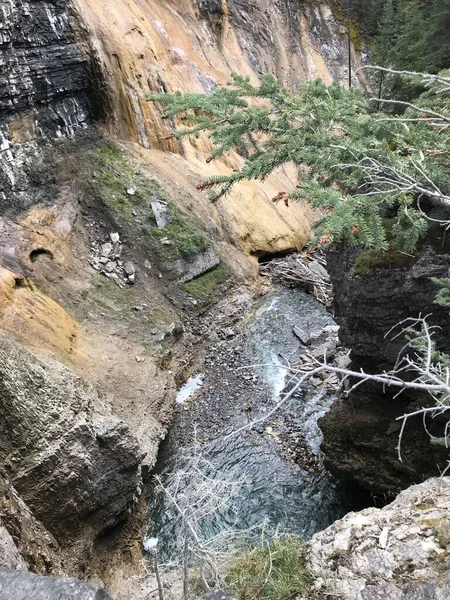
[0,334,143,547]
[307,478,450,600]
[0,568,112,600]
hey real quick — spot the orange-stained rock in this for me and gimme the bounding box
[0,267,82,363]
[70,0,362,256]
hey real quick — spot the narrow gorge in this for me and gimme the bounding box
[1,1,449,599]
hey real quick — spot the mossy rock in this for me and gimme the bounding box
[144,205,210,261]
[87,142,212,264]
[354,247,417,276]
[353,217,450,277]
[182,264,230,304]
[421,518,450,548]
[88,142,147,219]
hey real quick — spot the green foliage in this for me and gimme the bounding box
[433,277,450,308]
[149,206,209,259]
[182,264,229,302]
[148,72,450,252]
[393,0,450,74]
[225,536,312,600]
[347,0,450,76]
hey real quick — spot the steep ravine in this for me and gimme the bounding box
[147,290,364,559]
[2,0,450,598]
[0,0,363,589]
[321,243,450,498]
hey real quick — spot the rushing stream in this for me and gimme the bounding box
[147,289,363,560]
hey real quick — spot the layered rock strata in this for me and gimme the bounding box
[0,0,91,215]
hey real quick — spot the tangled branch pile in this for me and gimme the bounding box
[260,252,332,305]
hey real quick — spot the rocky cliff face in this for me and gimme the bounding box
[0,473,61,574]
[69,0,361,256]
[307,477,450,599]
[321,244,450,497]
[0,0,366,591]
[0,334,143,545]
[0,0,91,215]
[0,0,362,259]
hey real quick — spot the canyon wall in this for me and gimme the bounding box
[0,0,91,215]
[1,0,362,259]
[321,242,450,498]
[69,0,362,256]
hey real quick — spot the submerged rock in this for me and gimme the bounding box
[0,568,112,600]
[307,477,450,600]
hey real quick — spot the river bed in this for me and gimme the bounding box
[147,289,364,561]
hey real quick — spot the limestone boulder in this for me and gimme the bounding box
[307,478,450,600]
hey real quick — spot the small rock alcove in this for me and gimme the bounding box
[29,248,54,263]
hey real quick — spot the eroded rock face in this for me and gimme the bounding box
[0,526,26,570]
[0,473,61,574]
[321,247,450,496]
[307,478,450,600]
[0,0,90,215]
[0,568,112,600]
[0,335,143,544]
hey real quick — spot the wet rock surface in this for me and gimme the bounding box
[321,247,450,497]
[307,477,450,600]
[0,568,112,600]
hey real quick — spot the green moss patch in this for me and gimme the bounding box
[88,273,134,311]
[87,142,174,220]
[415,501,436,510]
[87,142,212,262]
[182,264,230,302]
[422,518,450,548]
[354,247,417,276]
[88,143,143,219]
[148,206,209,260]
